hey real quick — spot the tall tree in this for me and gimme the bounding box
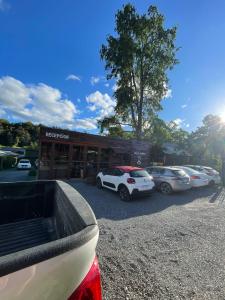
[100,4,179,139]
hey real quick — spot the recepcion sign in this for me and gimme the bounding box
[46,132,70,140]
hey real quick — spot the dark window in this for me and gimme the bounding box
[159,169,166,175]
[112,169,124,176]
[149,167,161,175]
[72,145,84,161]
[130,170,150,178]
[171,169,186,176]
[41,142,51,160]
[87,147,98,163]
[103,168,112,175]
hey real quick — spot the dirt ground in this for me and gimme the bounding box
[69,180,225,300]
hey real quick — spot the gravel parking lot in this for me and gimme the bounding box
[0,169,32,182]
[69,180,225,300]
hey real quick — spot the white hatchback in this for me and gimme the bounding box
[17,159,32,170]
[96,166,155,201]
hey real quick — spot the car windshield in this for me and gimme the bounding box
[20,160,30,163]
[129,170,150,178]
[171,169,186,176]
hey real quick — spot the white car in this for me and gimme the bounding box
[96,166,155,201]
[17,159,32,170]
[174,166,209,187]
[185,165,221,185]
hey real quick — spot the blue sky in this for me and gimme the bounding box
[0,0,225,133]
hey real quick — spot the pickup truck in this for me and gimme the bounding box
[0,180,102,300]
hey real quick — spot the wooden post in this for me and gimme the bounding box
[83,146,88,177]
[50,142,55,179]
[97,147,101,172]
[68,144,73,178]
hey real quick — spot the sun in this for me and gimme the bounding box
[219,112,225,123]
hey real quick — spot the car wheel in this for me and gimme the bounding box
[118,186,131,201]
[160,182,172,195]
[96,178,103,189]
[209,180,215,186]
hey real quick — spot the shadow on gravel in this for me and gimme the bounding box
[67,179,222,221]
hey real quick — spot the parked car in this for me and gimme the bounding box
[174,166,209,187]
[17,159,32,170]
[146,166,191,194]
[185,165,221,185]
[96,166,155,201]
[0,180,102,300]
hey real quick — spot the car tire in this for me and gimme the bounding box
[96,177,103,189]
[160,182,172,195]
[209,180,215,186]
[118,186,131,201]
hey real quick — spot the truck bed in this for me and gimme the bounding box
[0,217,53,257]
[0,180,98,277]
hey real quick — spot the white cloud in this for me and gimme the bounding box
[66,74,81,82]
[104,83,109,88]
[86,91,116,119]
[173,118,183,127]
[75,118,97,130]
[172,118,190,129]
[112,83,117,92]
[0,0,10,11]
[0,76,80,129]
[0,107,6,117]
[90,76,101,86]
[163,88,172,99]
[181,104,187,109]
[77,98,81,103]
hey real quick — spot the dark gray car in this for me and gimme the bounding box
[146,166,191,194]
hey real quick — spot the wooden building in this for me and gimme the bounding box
[38,126,152,179]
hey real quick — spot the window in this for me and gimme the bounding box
[41,142,52,160]
[111,168,124,176]
[149,167,161,175]
[55,143,69,167]
[130,170,150,178]
[87,147,98,162]
[72,145,84,161]
[171,169,186,177]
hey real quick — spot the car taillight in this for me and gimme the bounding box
[68,256,102,300]
[191,175,200,179]
[127,178,136,184]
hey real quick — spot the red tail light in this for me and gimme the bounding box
[68,256,102,300]
[127,178,136,184]
[191,175,200,179]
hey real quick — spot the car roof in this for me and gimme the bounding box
[147,166,179,170]
[114,166,144,172]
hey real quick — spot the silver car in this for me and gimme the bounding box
[146,166,191,194]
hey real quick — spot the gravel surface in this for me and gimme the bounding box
[69,180,225,300]
[0,169,32,182]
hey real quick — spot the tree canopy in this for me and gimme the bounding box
[100,4,179,139]
[0,119,39,148]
